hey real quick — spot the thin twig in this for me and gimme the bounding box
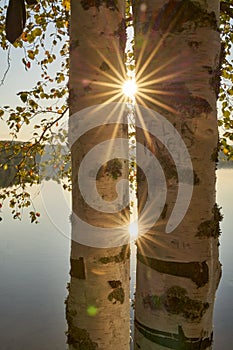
[0,46,11,86]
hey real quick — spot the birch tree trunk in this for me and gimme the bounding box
[133,1,222,349]
[67,2,130,349]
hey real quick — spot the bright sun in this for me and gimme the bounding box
[122,79,137,99]
[128,221,139,240]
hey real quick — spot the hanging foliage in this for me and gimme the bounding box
[0,0,233,222]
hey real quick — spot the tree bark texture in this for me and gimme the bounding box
[68,1,130,349]
[133,1,221,349]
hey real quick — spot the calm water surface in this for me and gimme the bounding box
[0,170,232,349]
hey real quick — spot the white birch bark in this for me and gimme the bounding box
[133,1,222,349]
[67,2,130,349]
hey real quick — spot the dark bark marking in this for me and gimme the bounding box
[211,147,219,163]
[161,203,168,219]
[96,158,123,180]
[212,42,225,98]
[104,158,122,179]
[137,253,209,287]
[149,83,213,119]
[70,257,86,279]
[108,287,125,304]
[70,39,80,51]
[153,0,218,33]
[107,280,124,304]
[143,286,209,321]
[114,18,127,52]
[99,244,130,264]
[66,325,99,349]
[80,0,119,11]
[65,296,98,349]
[188,41,201,49]
[135,319,213,349]
[196,204,223,239]
[99,61,110,71]
[181,121,195,147]
[108,280,122,288]
[193,171,200,185]
[68,88,78,106]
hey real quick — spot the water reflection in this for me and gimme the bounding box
[0,184,69,350]
[0,170,232,349]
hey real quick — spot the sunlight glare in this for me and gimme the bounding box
[122,79,137,99]
[128,221,139,240]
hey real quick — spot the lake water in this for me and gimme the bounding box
[0,169,232,349]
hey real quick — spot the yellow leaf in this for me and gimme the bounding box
[21,32,28,42]
[62,0,70,11]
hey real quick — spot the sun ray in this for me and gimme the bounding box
[85,95,126,143]
[139,88,177,96]
[103,121,126,163]
[135,230,171,259]
[134,103,156,147]
[88,62,126,85]
[85,90,122,100]
[136,55,180,85]
[138,70,186,88]
[136,36,167,81]
[91,80,122,89]
[136,92,177,114]
[112,39,128,78]
[134,38,148,77]
[89,43,127,82]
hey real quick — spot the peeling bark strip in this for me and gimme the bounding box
[137,253,209,288]
[135,320,213,350]
[70,257,86,279]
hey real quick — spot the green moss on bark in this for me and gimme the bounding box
[104,158,122,179]
[66,326,99,349]
[65,295,98,349]
[196,204,223,238]
[143,286,209,321]
[99,244,130,264]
